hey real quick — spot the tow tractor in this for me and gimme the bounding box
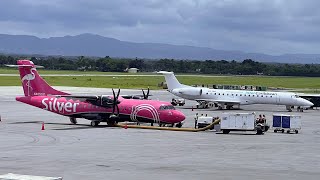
[171,98,185,106]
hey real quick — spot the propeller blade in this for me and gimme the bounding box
[142,89,146,99]
[116,104,120,116]
[116,88,121,99]
[146,87,150,99]
[112,88,116,99]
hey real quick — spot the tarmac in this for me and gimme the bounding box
[0,86,320,180]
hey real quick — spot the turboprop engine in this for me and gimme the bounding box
[172,88,203,96]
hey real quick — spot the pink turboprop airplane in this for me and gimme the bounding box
[11,60,185,127]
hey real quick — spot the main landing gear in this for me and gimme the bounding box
[90,120,100,127]
[69,117,77,124]
[286,105,293,112]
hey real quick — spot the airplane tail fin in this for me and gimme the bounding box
[157,71,188,90]
[11,60,70,96]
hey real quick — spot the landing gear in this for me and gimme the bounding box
[70,117,77,124]
[196,101,209,109]
[107,120,117,126]
[297,106,304,112]
[90,121,100,127]
[175,122,183,128]
[286,105,293,112]
[226,105,233,110]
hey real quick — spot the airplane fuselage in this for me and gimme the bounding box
[16,96,185,124]
[170,87,313,107]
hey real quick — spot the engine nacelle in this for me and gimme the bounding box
[173,88,203,96]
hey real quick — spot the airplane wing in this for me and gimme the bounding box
[55,95,116,108]
[55,95,99,100]
[121,94,153,100]
[195,99,241,105]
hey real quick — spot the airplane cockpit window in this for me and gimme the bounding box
[160,105,175,110]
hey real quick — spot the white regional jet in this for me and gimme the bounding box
[158,71,313,111]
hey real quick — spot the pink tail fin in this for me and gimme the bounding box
[17,60,70,96]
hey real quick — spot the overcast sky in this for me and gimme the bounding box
[0,0,319,55]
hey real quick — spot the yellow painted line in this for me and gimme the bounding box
[116,119,220,132]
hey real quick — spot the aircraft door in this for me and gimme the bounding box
[276,95,281,105]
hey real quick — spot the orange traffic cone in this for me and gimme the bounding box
[41,122,45,130]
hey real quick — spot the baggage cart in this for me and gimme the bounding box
[273,114,301,134]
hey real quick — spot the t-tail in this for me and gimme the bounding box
[10,60,69,96]
[157,71,189,90]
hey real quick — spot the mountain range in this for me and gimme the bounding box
[0,33,319,63]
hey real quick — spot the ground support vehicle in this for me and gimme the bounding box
[220,113,269,135]
[273,114,301,134]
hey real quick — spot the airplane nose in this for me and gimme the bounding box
[174,111,186,122]
[301,98,313,107]
[306,100,314,107]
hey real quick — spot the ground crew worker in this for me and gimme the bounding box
[194,113,199,129]
[262,114,266,124]
[256,114,262,123]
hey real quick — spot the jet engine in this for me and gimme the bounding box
[173,88,203,96]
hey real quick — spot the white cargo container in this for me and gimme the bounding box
[220,112,266,134]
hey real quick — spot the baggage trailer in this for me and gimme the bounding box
[197,116,219,129]
[273,114,301,134]
[220,113,269,135]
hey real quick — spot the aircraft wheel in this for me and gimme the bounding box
[70,117,77,124]
[222,130,230,134]
[107,120,116,126]
[91,121,100,127]
[176,122,183,128]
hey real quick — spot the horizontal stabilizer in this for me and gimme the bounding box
[5,64,44,68]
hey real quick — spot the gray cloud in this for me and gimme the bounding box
[0,0,320,55]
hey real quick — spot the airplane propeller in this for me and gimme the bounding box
[142,87,150,100]
[111,88,121,117]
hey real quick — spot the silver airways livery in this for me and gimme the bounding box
[158,71,313,111]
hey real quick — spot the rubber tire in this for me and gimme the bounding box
[91,121,99,127]
[222,130,230,134]
[281,129,285,133]
[256,129,263,135]
[287,130,290,134]
[274,129,277,133]
[295,130,299,134]
[70,117,77,124]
